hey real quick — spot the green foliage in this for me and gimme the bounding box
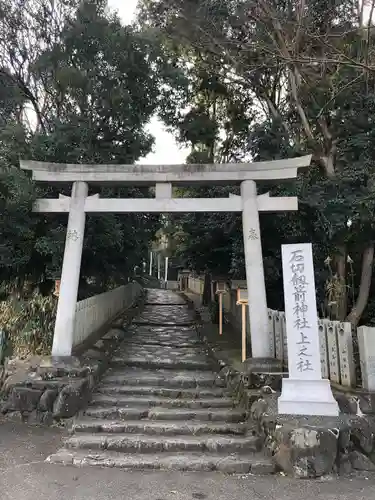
[0,0,170,292]
[138,0,375,324]
[179,108,218,148]
[0,165,37,282]
[0,293,56,357]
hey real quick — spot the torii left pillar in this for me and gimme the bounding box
[52,181,88,356]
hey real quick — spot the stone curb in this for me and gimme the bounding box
[0,289,146,426]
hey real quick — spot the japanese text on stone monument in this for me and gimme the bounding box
[290,249,313,373]
[281,243,321,380]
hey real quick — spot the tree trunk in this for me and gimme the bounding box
[335,245,347,321]
[346,242,375,327]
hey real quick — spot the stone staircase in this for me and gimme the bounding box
[47,289,274,474]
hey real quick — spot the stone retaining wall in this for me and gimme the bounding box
[250,394,375,477]
[183,292,375,478]
[0,289,145,425]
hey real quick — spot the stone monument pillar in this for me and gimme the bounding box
[278,243,339,416]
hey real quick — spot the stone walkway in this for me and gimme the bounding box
[47,289,273,473]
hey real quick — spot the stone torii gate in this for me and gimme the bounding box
[21,156,311,357]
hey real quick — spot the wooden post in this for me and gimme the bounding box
[242,303,246,362]
[236,287,249,363]
[216,281,227,336]
[53,279,61,297]
[219,292,223,335]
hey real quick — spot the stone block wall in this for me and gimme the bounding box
[188,294,375,478]
[0,288,145,425]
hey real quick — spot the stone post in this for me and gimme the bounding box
[241,180,271,359]
[278,243,338,416]
[164,256,169,282]
[149,251,153,276]
[357,326,375,391]
[157,253,161,280]
[52,181,88,356]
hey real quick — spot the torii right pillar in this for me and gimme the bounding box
[241,180,297,369]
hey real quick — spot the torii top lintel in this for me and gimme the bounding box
[20,155,312,185]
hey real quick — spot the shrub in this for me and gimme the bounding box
[0,292,56,358]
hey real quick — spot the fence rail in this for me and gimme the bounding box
[73,282,142,346]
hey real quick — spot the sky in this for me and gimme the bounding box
[107,0,189,164]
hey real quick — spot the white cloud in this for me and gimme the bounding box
[108,0,189,164]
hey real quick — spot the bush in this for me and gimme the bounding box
[208,299,219,324]
[0,292,57,358]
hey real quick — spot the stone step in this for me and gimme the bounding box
[134,310,195,325]
[123,340,201,348]
[127,325,195,332]
[71,418,249,436]
[116,347,208,363]
[125,333,199,340]
[90,394,235,409]
[63,432,261,454]
[84,406,246,422]
[124,335,201,343]
[44,290,269,476]
[115,352,208,361]
[145,302,186,306]
[102,370,226,389]
[147,407,246,422]
[128,333,197,338]
[119,337,205,354]
[47,449,275,474]
[128,329,197,335]
[133,320,195,327]
[110,357,212,371]
[96,384,228,398]
[145,293,186,306]
[119,346,203,353]
[85,407,149,420]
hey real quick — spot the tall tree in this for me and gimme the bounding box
[0,0,168,293]
[138,0,375,325]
